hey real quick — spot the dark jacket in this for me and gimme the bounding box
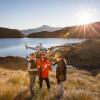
[56,59,67,83]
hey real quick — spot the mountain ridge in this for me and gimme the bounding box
[28,21,100,38]
[21,25,62,35]
[0,21,100,38]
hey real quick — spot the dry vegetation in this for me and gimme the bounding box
[0,67,100,100]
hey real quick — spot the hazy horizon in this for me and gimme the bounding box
[1,21,100,30]
[0,0,100,29]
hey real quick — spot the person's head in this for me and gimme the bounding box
[40,52,46,60]
[54,52,62,62]
[29,53,36,60]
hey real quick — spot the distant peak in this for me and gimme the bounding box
[41,25,50,27]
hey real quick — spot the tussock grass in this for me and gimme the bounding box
[63,89,96,100]
[0,68,100,100]
[0,68,28,100]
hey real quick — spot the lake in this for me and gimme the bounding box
[0,38,85,57]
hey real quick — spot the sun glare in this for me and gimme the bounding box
[79,11,91,25]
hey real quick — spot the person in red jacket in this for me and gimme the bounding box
[37,52,52,92]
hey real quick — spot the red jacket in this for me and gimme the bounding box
[36,59,52,78]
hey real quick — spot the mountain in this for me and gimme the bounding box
[0,27,24,38]
[28,21,100,38]
[21,25,62,35]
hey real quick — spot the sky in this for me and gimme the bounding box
[0,0,100,29]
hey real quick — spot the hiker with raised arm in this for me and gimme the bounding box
[37,52,52,93]
[54,52,67,100]
[27,53,37,99]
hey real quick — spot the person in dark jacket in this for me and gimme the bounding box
[54,52,67,100]
[28,53,37,99]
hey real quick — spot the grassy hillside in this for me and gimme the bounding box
[28,22,100,38]
[0,27,24,38]
[0,67,100,100]
[50,39,100,70]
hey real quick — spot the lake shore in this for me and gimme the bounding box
[0,56,27,70]
[0,38,84,57]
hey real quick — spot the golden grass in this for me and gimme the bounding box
[0,68,100,100]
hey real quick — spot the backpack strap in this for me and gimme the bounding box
[63,58,67,65]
